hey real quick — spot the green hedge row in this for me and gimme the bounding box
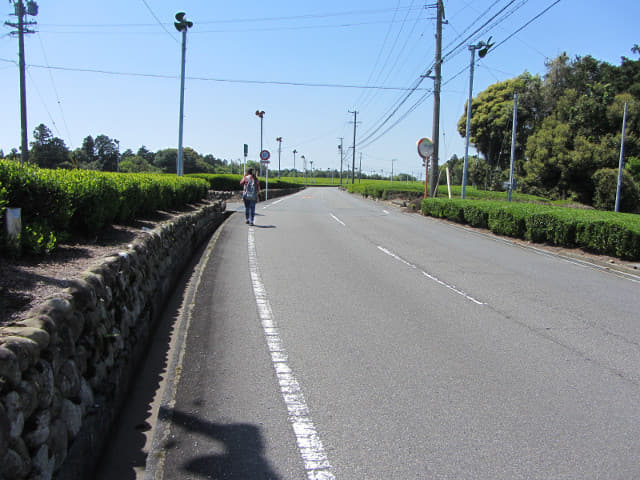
[188,173,300,191]
[0,161,208,253]
[421,198,640,260]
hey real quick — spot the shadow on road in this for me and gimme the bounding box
[160,407,281,479]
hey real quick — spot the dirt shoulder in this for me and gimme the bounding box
[0,205,206,326]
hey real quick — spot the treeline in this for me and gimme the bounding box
[450,46,640,213]
[0,124,240,175]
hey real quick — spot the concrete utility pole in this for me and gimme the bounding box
[508,93,518,202]
[174,12,193,176]
[292,149,297,176]
[349,110,358,184]
[615,102,628,212]
[338,137,344,185]
[461,37,493,198]
[276,136,282,178]
[5,0,38,164]
[429,0,444,197]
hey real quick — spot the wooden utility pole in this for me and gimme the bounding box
[429,0,444,197]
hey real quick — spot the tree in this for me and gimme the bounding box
[94,135,120,171]
[29,123,70,169]
[592,168,639,213]
[137,145,155,164]
[153,148,177,173]
[119,155,159,173]
[457,73,544,189]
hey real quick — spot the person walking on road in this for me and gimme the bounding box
[240,168,260,225]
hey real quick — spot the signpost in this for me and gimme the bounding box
[260,150,271,200]
[243,144,248,175]
[417,138,434,199]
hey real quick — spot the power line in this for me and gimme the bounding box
[19,62,431,91]
[357,0,562,151]
[492,0,562,52]
[140,0,179,43]
[357,0,530,147]
[36,31,73,147]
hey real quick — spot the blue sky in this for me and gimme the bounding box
[1,1,638,178]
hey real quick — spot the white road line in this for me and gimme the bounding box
[248,228,336,480]
[330,213,346,226]
[263,198,285,209]
[377,245,486,305]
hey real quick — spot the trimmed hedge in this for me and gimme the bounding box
[0,161,208,254]
[421,198,640,260]
[188,173,300,191]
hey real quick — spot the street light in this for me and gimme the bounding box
[255,110,265,175]
[461,37,493,198]
[301,155,306,185]
[175,12,193,176]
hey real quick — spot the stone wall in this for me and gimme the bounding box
[0,200,227,480]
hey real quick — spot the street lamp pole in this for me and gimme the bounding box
[461,38,493,199]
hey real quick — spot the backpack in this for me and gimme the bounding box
[244,176,257,201]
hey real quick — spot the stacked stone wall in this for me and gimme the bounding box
[0,200,227,480]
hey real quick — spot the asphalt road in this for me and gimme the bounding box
[98,187,640,479]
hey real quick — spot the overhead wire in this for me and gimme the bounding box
[21,62,430,91]
[358,0,525,145]
[36,32,73,147]
[357,0,561,150]
[354,0,404,110]
[358,0,423,112]
[140,0,179,44]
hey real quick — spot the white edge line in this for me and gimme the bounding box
[249,228,336,480]
[330,213,346,226]
[377,245,486,306]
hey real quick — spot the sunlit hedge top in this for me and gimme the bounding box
[0,160,208,234]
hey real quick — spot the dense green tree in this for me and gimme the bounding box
[29,124,70,169]
[592,168,639,213]
[457,73,544,188]
[137,145,155,164]
[94,135,120,171]
[119,155,159,173]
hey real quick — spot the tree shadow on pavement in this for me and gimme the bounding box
[161,407,282,479]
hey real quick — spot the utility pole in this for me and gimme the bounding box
[338,137,344,185]
[276,137,282,178]
[255,110,265,176]
[429,0,444,197]
[508,93,518,202]
[615,102,628,212]
[292,149,297,177]
[174,12,193,176]
[359,152,362,183]
[5,1,38,164]
[349,110,358,184]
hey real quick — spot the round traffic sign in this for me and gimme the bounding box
[417,138,434,159]
[260,150,271,161]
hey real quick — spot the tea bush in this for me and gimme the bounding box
[422,197,640,260]
[0,161,208,254]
